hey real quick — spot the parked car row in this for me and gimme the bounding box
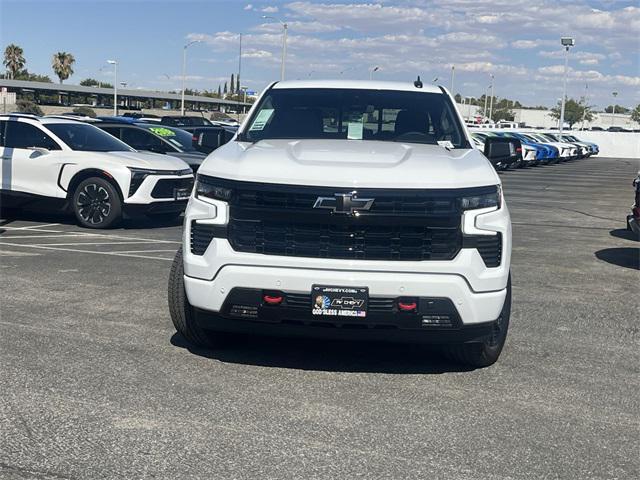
[470,129,599,170]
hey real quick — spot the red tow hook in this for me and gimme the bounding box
[263,293,284,305]
[398,299,418,312]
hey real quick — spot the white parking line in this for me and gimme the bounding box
[9,241,152,247]
[115,249,177,254]
[7,223,61,230]
[1,226,182,244]
[0,241,174,261]
[0,234,92,239]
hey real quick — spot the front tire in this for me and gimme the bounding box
[444,275,512,368]
[72,177,121,229]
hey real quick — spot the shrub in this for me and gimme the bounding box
[72,106,96,118]
[15,99,44,116]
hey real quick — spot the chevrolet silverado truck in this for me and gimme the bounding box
[168,80,516,367]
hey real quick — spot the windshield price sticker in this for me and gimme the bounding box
[149,127,176,137]
[312,285,368,318]
[249,108,274,131]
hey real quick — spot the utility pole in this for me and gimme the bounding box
[107,60,118,116]
[450,65,455,93]
[262,16,287,81]
[181,40,201,116]
[611,91,618,126]
[488,74,495,122]
[559,36,575,133]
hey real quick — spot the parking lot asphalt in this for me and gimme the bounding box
[1,156,638,480]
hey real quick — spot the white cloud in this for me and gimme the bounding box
[261,6,279,13]
[243,4,253,11]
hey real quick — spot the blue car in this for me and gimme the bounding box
[498,132,559,165]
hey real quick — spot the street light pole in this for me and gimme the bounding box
[488,74,495,122]
[450,65,455,93]
[559,36,575,133]
[181,40,201,116]
[483,85,489,119]
[262,16,287,81]
[611,91,618,126]
[370,66,379,80]
[107,60,118,116]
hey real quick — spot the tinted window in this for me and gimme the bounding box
[5,121,61,150]
[121,128,167,152]
[0,120,5,146]
[100,126,122,138]
[243,88,468,148]
[161,117,211,127]
[46,123,132,152]
[143,125,196,152]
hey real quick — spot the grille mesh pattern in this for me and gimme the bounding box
[190,222,217,255]
[475,233,502,267]
[228,221,461,261]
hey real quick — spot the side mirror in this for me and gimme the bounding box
[483,137,521,167]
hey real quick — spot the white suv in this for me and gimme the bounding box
[169,80,514,367]
[0,114,193,228]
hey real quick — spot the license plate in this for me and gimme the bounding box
[311,285,368,318]
[174,187,191,200]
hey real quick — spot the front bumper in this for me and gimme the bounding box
[184,266,507,326]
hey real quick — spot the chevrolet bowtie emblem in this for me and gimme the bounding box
[313,193,375,215]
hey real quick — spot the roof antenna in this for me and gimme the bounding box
[414,75,423,88]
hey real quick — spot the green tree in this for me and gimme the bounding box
[223,81,228,95]
[51,51,75,83]
[79,78,111,88]
[3,44,26,79]
[604,104,629,114]
[631,105,640,125]
[549,98,594,128]
[230,73,235,94]
[72,106,96,118]
[11,69,52,82]
[236,74,240,94]
[217,85,221,97]
[16,99,44,115]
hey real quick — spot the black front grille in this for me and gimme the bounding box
[194,176,502,263]
[228,220,461,261]
[190,222,218,255]
[151,178,194,199]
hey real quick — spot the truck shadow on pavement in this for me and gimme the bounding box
[595,247,639,270]
[170,333,476,374]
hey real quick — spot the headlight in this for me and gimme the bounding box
[460,185,501,211]
[127,167,192,197]
[195,175,233,201]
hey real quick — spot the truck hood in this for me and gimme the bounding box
[199,139,500,189]
[102,151,191,170]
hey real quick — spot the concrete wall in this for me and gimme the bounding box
[456,103,637,129]
[573,131,640,159]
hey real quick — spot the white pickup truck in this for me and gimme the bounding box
[169,80,515,367]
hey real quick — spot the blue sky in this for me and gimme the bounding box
[1,0,639,109]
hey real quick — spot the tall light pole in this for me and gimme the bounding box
[581,83,589,130]
[483,84,490,119]
[369,66,379,80]
[107,60,118,116]
[262,15,287,81]
[559,36,575,133]
[181,40,201,116]
[611,91,618,126]
[450,65,455,93]
[488,74,495,122]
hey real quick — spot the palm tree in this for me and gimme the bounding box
[51,51,75,83]
[3,44,26,79]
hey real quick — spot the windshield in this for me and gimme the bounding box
[48,123,133,152]
[144,125,197,152]
[242,88,469,148]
